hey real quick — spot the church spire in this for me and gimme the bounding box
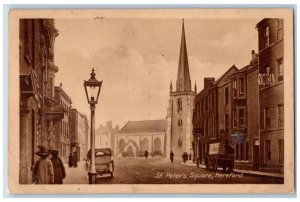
[176,19,191,92]
[194,81,197,94]
[170,80,173,93]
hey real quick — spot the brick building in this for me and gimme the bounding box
[19,19,64,184]
[193,51,259,169]
[256,19,284,172]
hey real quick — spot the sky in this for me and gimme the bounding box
[54,18,259,129]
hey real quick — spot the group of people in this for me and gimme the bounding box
[169,151,192,164]
[32,146,66,184]
[68,152,78,168]
[182,152,192,163]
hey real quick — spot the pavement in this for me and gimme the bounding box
[181,160,284,178]
[63,161,88,184]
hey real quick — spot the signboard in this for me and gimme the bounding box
[209,143,220,155]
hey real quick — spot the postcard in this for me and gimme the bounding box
[8,8,294,194]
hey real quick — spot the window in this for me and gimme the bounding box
[205,96,208,111]
[278,139,284,164]
[178,119,183,126]
[233,109,237,128]
[246,142,249,161]
[212,117,215,136]
[225,114,229,132]
[277,19,283,40]
[265,140,271,162]
[239,108,245,128]
[264,26,270,48]
[239,77,245,95]
[241,143,244,160]
[264,108,271,129]
[204,120,207,136]
[177,98,182,112]
[235,144,239,160]
[277,58,284,82]
[178,137,183,148]
[225,87,229,105]
[233,79,237,97]
[278,104,284,127]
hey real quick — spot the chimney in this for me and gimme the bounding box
[204,78,215,88]
[250,50,258,65]
[251,50,258,60]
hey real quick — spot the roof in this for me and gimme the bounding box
[120,119,167,134]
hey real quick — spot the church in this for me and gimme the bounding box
[114,20,196,158]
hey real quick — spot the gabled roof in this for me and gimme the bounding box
[214,65,239,86]
[120,119,167,134]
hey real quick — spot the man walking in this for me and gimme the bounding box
[170,150,174,164]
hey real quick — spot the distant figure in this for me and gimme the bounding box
[50,149,66,184]
[182,153,186,163]
[32,146,54,184]
[73,152,78,168]
[68,152,73,167]
[188,153,192,161]
[144,150,149,159]
[170,151,174,164]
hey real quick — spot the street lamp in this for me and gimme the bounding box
[84,68,103,184]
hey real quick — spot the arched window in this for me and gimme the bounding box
[177,98,182,112]
[178,137,183,148]
[178,119,183,126]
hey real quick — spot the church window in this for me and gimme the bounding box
[178,119,183,126]
[178,137,183,148]
[177,98,182,112]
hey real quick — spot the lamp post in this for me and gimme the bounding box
[84,68,102,184]
[197,133,200,167]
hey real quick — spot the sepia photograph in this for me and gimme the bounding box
[8,8,294,194]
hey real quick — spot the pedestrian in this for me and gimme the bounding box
[182,153,186,163]
[144,150,149,159]
[50,149,66,184]
[188,153,192,161]
[68,152,73,167]
[73,152,78,168]
[32,146,54,184]
[170,150,174,164]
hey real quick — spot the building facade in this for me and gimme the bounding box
[70,109,89,161]
[54,84,72,162]
[193,51,259,170]
[95,121,119,155]
[114,120,167,157]
[166,21,196,158]
[19,19,64,184]
[256,19,284,172]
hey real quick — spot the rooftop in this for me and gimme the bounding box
[120,119,167,134]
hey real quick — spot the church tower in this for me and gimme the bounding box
[166,20,196,158]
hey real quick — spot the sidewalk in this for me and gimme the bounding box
[182,161,284,178]
[63,161,88,184]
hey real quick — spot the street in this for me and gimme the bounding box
[63,157,283,184]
